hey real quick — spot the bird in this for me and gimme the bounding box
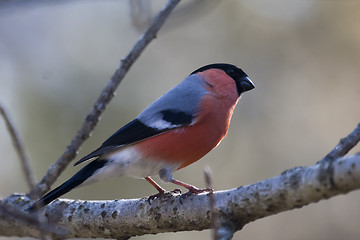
[27,63,254,211]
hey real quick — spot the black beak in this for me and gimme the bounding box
[237,76,254,94]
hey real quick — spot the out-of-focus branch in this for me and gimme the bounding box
[29,0,181,198]
[204,167,222,240]
[129,0,152,31]
[0,104,35,189]
[1,152,360,238]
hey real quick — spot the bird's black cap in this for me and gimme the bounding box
[191,63,254,95]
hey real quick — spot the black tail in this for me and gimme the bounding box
[27,159,107,212]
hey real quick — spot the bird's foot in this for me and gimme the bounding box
[147,191,165,204]
[170,188,182,194]
[147,188,182,204]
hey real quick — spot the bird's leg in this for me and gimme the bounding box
[158,168,212,195]
[171,178,213,204]
[145,176,181,203]
[145,176,166,203]
[145,176,166,194]
[170,178,213,194]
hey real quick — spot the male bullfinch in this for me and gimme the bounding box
[28,63,254,211]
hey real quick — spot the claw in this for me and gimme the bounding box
[147,191,165,204]
[147,189,182,204]
[145,176,212,204]
[171,188,181,194]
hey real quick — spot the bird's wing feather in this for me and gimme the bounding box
[74,110,194,166]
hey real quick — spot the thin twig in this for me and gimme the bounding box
[320,122,360,162]
[204,166,218,240]
[0,106,46,239]
[30,0,181,198]
[0,104,35,189]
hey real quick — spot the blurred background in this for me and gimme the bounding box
[1,0,360,239]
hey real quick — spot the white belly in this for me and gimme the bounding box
[82,145,179,185]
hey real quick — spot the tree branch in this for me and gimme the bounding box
[0,104,35,189]
[29,0,181,198]
[1,152,359,238]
